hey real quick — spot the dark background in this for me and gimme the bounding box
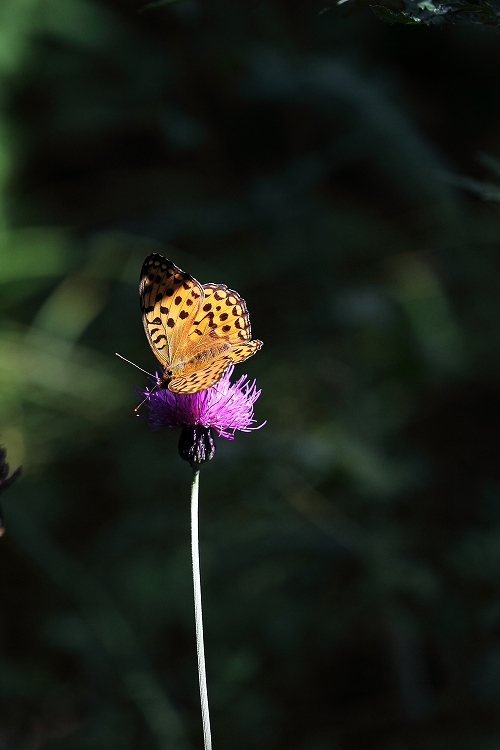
[2,1,500,748]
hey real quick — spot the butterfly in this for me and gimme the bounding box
[139,253,263,393]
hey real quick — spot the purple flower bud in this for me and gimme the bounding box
[178,426,216,467]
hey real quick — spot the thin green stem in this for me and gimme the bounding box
[191,467,212,750]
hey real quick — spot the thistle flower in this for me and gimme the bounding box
[136,365,265,467]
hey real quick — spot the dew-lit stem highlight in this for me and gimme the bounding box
[191,467,212,750]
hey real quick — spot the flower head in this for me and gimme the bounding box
[136,365,265,466]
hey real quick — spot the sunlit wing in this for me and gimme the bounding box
[168,356,233,393]
[185,283,262,367]
[139,254,203,366]
[228,340,263,364]
[186,283,252,349]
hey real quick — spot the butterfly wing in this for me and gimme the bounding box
[139,254,203,367]
[168,356,233,394]
[169,341,262,393]
[186,283,252,347]
[184,283,262,364]
[228,340,263,363]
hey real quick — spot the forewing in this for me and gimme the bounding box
[168,356,232,394]
[140,253,203,366]
[186,283,252,349]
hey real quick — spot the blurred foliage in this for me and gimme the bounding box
[1,0,500,748]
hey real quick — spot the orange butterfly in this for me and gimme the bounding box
[139,254,263,393]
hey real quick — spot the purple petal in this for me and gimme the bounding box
[136,365,265,439]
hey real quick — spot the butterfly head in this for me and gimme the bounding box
[159,368,174,386]
[159,364,185,388]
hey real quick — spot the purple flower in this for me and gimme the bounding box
[136,365,265,466]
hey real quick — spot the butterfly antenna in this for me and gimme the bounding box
[115,352,155,378]
[134,396,149,413]
[134,382,160,413]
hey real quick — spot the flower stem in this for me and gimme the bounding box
[191,467,212,750]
